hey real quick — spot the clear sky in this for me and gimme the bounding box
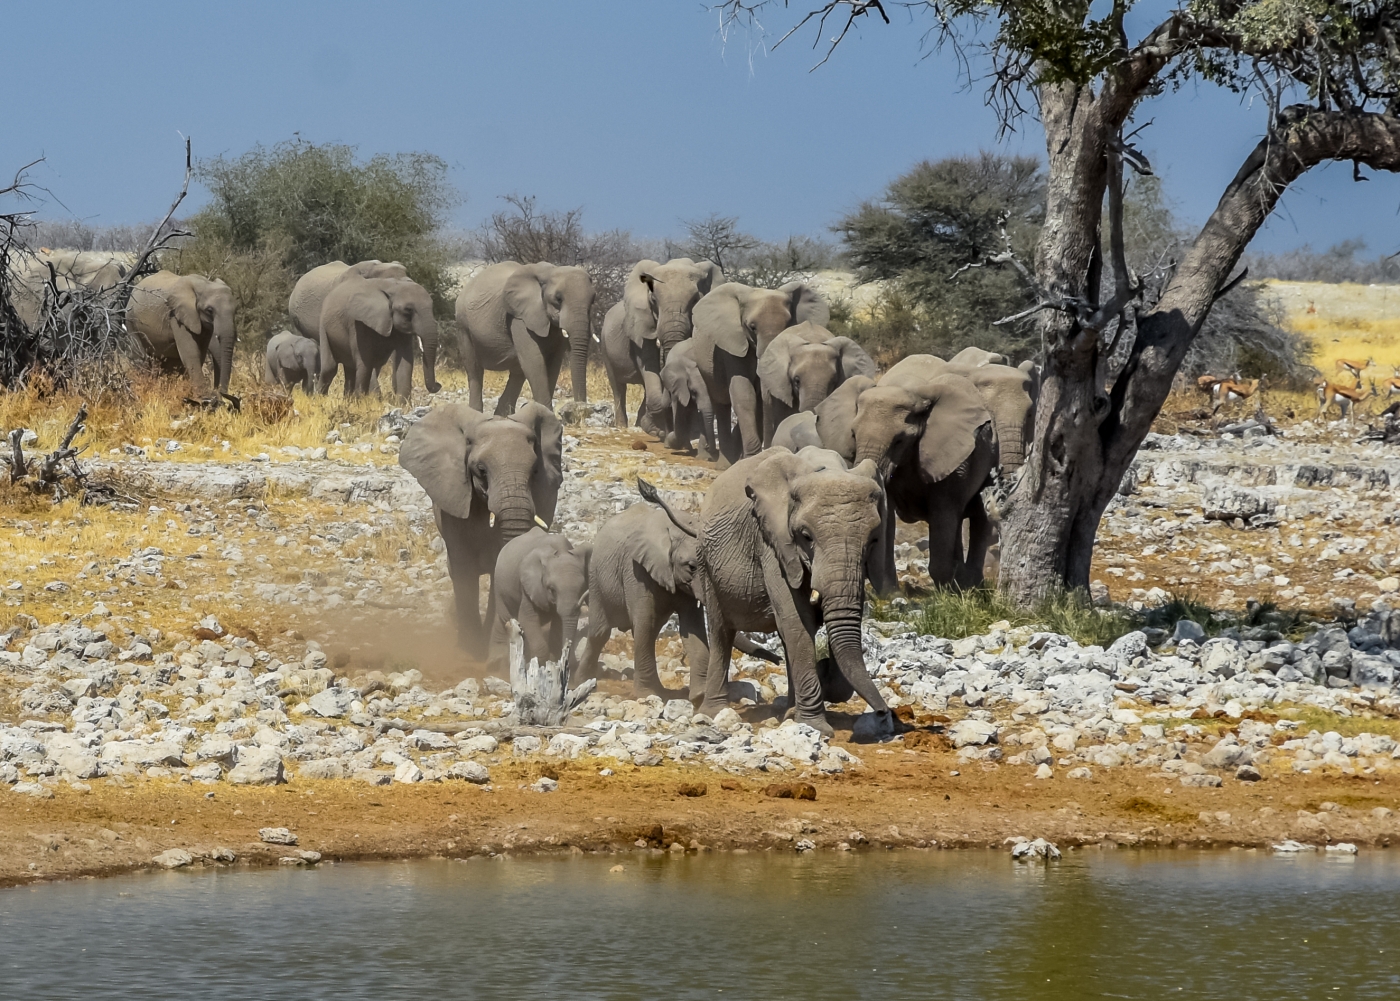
[7,0,1397,256]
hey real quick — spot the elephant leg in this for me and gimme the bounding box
[639,370,668,438]
[486,606,511,676]
[957,494,993,590]
[543,338,565,407]
[728,376,762,458]
[924,494,966,588]
[496,370,525,416]
[353,362,376,398]
[571,608,612,687]
[713,402,737,467]
[675,600,709,702]
[606,366,630,429]
[627,585,668,699]
[439,515,487,658]
[318,333,340,397]
[509,320,554,411]
[766,581,829,735]
[173,330,211,398]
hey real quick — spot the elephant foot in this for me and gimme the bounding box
[714,454,732,471]
[633,678,677,701]
[695,697,731,719]
[794,710,835,739]
[694,446,716,463]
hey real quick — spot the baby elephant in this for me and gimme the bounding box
[488,528,591,677]
[659,339,716,460]
[264,331,321,393]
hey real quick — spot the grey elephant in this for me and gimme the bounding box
[756,322,876,446]
[319,275,441,401]
[599,258,722,435]
[487,528,591,677]
[398,401,563,658]
[817,368,997,588]
[288,260,407,342]
[640,448,893,737]
[263,331,321,392]
[883,354,1035,474]
[456,262,596,414]
[659,338,716,460]
[127,271,236,402]
[949,346,1008,367]
[689,281,828,465]
[12,249,129,331]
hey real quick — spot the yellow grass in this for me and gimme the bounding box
[1267,279,1400,378]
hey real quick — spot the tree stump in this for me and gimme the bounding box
[507,620,595,726]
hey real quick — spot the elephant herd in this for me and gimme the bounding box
[396,256,1039,735]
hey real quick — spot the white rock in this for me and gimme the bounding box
[1110,709,1142,725]
[1325,842,1359,854]
[296,760,345,780]
[1066,766,1093,780]
[189,762,223,783]
[228,746,285,785]
[758,721,825,762]
[546,733,590,759]
[459,734,499,756]
[11,782,53,798]
[152,848,193,869]
[259,827,298,845]
[531,776,559,792]
[447,761,490,783]
[306,687,356,718]
[949,719,998,748]
[513,735,542,757]
[1011,837,1061,860]
[1035,763,1054,780]
[393,761,424,784]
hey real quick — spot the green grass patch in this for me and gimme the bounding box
[898,587,1139,647]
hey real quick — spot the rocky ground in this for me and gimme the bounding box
[4,390,1400,887]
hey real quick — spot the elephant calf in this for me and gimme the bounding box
[488,528,590,677]
[756,321,876,446]
[659,339,716,460]
[264,331,320,392]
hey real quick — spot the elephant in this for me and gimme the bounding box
[263,331,321,392]
[689,281,828,466]
[599,258,723,435]
[817,368,998,588]
[12,249,129,331]
[127,271,237,401]
[949,346,1008,367]
[398,400,564,658]
[319,274,441,401]
[288,259,407,342]
[456,262,596,414]
[640,448,894,738]
[882,354,1035,474]
[659,338,717,460]
[756,322,877,446]
[487,528,591,677]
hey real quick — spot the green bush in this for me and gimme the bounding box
[165,140,460,346]
[885,586,1140,647]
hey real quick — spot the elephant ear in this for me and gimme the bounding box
[512,401,564,525]
[745,450,810,589]
[399,404,490,519]
[831,337,878,381]
[814,374,874,461]
[693,284,749,357]
[696,260,724,295]
[757,330,798,407]
[782,281,830,327]
[166,279,201,334]
[636,527,677,593]
[625,261,663,347]
[661,355,692,408]
[916,374,993,485]
[504,269,553,337]
[347,282,394,337]
[520,548,551,611]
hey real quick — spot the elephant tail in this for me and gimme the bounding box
[637,477,698,537]
[733,632,781,664]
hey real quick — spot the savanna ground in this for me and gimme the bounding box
[5,278,1400,886]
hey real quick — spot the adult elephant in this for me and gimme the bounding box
[599,258,722,435]
[817,369,998,588]
[640,448,893,738]
[756,322,876,446]
[127,271,236,402]
[12,249,129,330]
[319,275,441,401]
[399,401,563,658]
[948,346,1008,367]
[456,262,595,414]
[487,528,590,677]
[287,260,407,341]
[883,354,1036,474]
[689,281,827,466]
[264,331,320,393]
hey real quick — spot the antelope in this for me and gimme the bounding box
[1381,366,1400,399]
[1316,378,1369,422]
[1211,375,1263,415]
[1335,356,1373,385]
[1197,374,1224,395]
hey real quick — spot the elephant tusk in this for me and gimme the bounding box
[534,515,550,530]
[560,328,569,339]
[489,512,496,528]
[592,333,600,344]
[810,589,821,604]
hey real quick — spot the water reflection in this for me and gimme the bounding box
[2,850,1396,1000]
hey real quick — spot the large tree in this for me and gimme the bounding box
[719,0,1400,603]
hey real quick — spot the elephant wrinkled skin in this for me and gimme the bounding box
[756,321,876,446]
[264,331,321,393]
[288,260,407,344]
[456,262,596,413]
[127,271,237,401]
[659,339,717,460]
[399,401,563,658]
[642,449,893,738]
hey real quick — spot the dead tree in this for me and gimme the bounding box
[507,620,596,726]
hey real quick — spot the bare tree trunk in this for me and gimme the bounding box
[999,104,1400,604]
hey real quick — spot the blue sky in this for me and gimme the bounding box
[8,0,1397,256]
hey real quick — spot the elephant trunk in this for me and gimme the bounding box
[418,317,442,395]
[558,610,580,677]
[996,424,1025,472]
[655,312,691,364]
[213,311,236,396]
[797,380,835,415]
[561,301,591,403]
[823,593,888,714]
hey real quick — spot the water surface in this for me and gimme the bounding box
[2,849,1394,1000]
